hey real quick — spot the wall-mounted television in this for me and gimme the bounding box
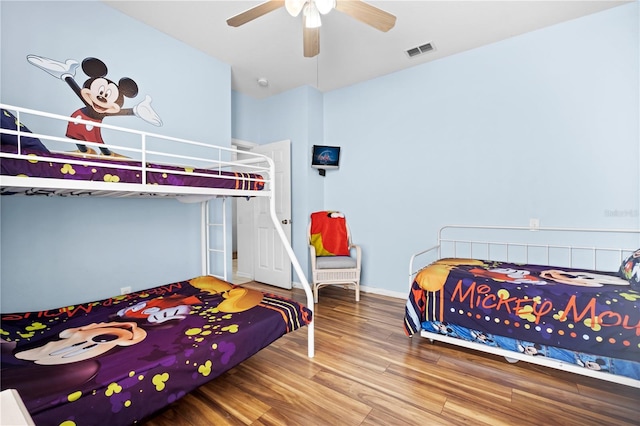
[311,145,341,170]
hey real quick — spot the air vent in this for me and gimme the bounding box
[406,42,435,58]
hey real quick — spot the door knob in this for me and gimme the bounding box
[281,219,291,225]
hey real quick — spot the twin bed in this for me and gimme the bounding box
[405,225,640,388]
[1,276,311,425]
[0,104,315,425]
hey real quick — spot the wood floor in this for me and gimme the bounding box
[143,283,640,426]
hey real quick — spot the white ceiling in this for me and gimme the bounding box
[104,1,631,99]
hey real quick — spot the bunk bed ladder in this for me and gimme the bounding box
[201,198,227,280]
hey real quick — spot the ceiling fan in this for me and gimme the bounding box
[226,0,396,58]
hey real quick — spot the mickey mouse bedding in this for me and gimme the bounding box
[404,253,640,382]
[0,276,312,425]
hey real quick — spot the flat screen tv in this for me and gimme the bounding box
[311,145,340,169]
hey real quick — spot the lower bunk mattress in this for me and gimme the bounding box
[404,257,640,383]
[0,276,312,425]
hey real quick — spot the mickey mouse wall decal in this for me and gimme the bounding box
[27,54,162,157]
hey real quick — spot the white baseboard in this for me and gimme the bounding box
[292,281,406,300]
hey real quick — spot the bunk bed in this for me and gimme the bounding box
[0,104,315,425]
[404,225,640,388]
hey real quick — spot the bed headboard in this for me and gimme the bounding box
[410,225,640,282]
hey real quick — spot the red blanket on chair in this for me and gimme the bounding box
[310,211,350,256]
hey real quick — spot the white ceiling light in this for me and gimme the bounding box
[286,0,335,28]
[285,0,305,17]
[315,0,336,15]
[303,1,322,28]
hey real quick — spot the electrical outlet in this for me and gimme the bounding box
[120,286,132,295]
[529,218,540,230]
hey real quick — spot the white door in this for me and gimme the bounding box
[252,140,292,289]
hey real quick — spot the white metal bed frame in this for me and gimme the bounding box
[0,103,315,357]
[409,224,640,388]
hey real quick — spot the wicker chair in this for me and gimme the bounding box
[308,211,361,303]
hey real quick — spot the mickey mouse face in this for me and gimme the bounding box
[81,78,122,114]
[79,57,139,115]
[14,322,147,365]
[541,270,629,287]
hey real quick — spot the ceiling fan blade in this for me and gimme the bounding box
[227,0,285,27]
[303,25,320,58]
[335,0,396,32]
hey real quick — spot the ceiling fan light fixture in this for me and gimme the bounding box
[285,0,305,17]
[227,0,397,58]
[303,2,322,28]
[315,0,335,15]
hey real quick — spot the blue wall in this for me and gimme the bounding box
[1,1,232,311]
[321,3,639,295]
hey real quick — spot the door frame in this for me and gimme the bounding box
[232,138,258,282]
